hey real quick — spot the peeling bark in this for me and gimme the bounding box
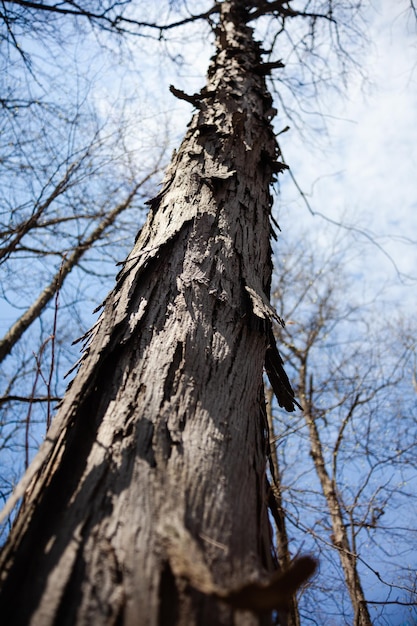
[0,3,298,624]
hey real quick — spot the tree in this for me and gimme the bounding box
[0,91,165,501]
[0,2,318,625]
[1,1,414,624]
[0,0,168,497]
[265,386,302,626]
[267,232,417,624]
[0,170,160,366]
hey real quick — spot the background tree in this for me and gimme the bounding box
[268,231,417,625]
[0,0,169,500]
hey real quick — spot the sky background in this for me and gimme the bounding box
[276,1,417,311]
[136,0,417,316]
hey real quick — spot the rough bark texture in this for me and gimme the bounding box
[0,3,296,624]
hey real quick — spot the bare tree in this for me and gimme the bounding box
[1,1,414,624]
[265,386,302,626]
[268,232,417,624]
[0,171,161,364]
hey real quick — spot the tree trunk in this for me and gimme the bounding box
[300,366,372,626]
[265,387,301,626]
[0,2,296,625]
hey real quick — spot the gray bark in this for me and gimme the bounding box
[0,3,296,624]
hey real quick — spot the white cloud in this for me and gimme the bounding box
[278,2,417,309]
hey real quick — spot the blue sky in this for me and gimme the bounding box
[275,1,417,311]
[0,2,415,619]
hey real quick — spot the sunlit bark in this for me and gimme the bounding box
[0,2,296,624]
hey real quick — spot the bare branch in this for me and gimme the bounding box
[0,173,155,364]
[1,0,220,35]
